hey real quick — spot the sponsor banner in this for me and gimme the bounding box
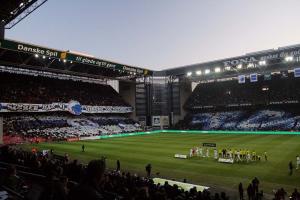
[160,116,169,127]
[152,116,161,126]
[65,52,149,75]
[0,39,151,75]
[3,135,25,144]
[269,100,299,105]
[66,137,80,142]
[79,136,99,141]
[202,143,216,147]
[0,102,133,114]
[218,158,234,164]
[174,154,188,159]
[0,39,62,58]
[223,48,300,67]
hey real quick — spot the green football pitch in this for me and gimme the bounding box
[23,132,300,196]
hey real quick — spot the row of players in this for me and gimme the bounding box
[189,147,267,162]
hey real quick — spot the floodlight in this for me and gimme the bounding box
[258,60,266,66]
[225,66,231,71]
[196,70,202,75]
[247,63,254,68]
[285,56,293,62]
[214,67,221,73]
[187,72,192,77]
[205,69,210,74]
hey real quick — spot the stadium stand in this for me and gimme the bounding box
[0,72,128,106]
[3,114,141,143]
[184,74,300,110]
[179,109,300,131]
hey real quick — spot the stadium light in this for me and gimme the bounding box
[247,63,254,68]
[214,67,221,73]
[19,2,24,7]
[63,59,67,63]
[225,66,231,71]
[237,64,242,69]
[187,72,192,77]
[34,54,39,58]
[205,69,210,74]
[285,56,293,62]
[42,55,46,59]
[258,60,266,66]
[196,70,202,75]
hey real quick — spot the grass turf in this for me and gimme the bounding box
[22,132,300,195]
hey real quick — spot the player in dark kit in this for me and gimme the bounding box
[289,161,294,175]
[145,164,152,177]
[116,160,120,171]
[82,144,85,152]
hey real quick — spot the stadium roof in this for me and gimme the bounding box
[0,39,152,81]
[0,0,47,29]
[161,43,300,81]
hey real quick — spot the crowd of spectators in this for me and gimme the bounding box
[0,146,299,200]
[177,109,300,131]
[3,114,141,142]
[0,145,230,200]
[185,75,300,110]
[0,72,129,106]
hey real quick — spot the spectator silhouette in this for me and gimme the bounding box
[68,159,106,200]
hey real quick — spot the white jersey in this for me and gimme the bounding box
[199,148,203,156]
[229,150,232,159]
[206,149,209,157]
[237,151,241,160]
[297,156,300,164]
[214,149,218,159]
[247,153,251,162]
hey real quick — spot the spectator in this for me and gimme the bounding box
[239,182,244,200]
[116,160,120,172]
[68,159,106,200]
[145,163,152,177]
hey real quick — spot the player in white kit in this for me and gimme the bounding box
[199,147,203,157]
[214,149,218,159]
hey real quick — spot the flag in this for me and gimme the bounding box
[264,74,271,81]
[294,68,300,77]
[280,70,288,79]
[250,73,258,82]
[238,75,245,84]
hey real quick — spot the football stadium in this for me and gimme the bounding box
[0,1,300,200]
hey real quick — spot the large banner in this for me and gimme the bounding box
[0,102,133,114]
[0,39,151,76]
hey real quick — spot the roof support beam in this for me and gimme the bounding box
[0,20,4,39]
